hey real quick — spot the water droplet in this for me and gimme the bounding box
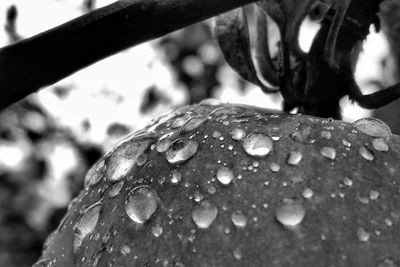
[156,137,172,153]
[120,244,131,256]
[109,180,124,198]
[369,190,379,200]
[357,227,370,242]
[136,154,148,166]
[152,224,163,237]
[286,151,302,166]
[170,169,182,184]
[290,124,312,143]
[302,188,314,199]
[73,203,102,251]
[270,162,280,172]
[242,133,273,157]
[320,147,336,160]
[216,167,234,185]
[275,202,305,227]
[231,128,246,141]
[320,130,332,140]
[207,185,217,195]
[106,140,150,182]
[372,138,389,152]
[231,211,248,228]
[181,116,209,133]
[359,147,375,161]
[342,139,351,147]
[233,247,242,260]
[192,200,218,229]
[352,118,392,138]
[125,186,158,224]
[166,139,199,164]
[84,159,105,188]
[32,258,55,267]
[343,177,353,187]
[385,218,393,227]
[212,131,222,139]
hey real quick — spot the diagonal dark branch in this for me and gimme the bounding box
[0,0,256,111]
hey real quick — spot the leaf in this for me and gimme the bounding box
[214,7,277,93]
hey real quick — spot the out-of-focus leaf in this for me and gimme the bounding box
[252,7,278,86]
[215,8,277,93]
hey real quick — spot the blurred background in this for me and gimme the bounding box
[0,0,399,266]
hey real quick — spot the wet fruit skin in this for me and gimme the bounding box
[36,101,400,267]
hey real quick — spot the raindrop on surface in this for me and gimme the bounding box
[290,124,312,143]
[320,147,336,160]
[242,133,273,157]
[342,139,351,147]
[212,131,222,139]
[156,137,172,153]
[166,139,199,164]
[357,227,370,242]
[109,180,124,198]
[352,118,392,138]
[125,186,158,224]
[181,116,209,133]
[343,177,353,187]
[372,138,389,152]
[320,131,332,140]
[286,151,302,166]
[105,139,151,182]
[73,203,102,251]
[192,200,218,229]
[275,202,305,227]
[120,244,131,256]
[302,188,314,199]
[231,211,248,228]
[152,224,163,237]
[369,190,379,200]
[359,147,375,161]
[231,128,246,141]
[233,248,242,260]
[32,258,55,267]
[84,159,105,188]
[170,169,182,184]
[216,166,234,185]
[270,162,280,172]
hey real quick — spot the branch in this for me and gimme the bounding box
[0,0,256,111]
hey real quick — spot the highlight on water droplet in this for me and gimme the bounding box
[231,210,248,228]
[216,166,234,185]
[192,199,218,229]
[105,139,151,182]
[242,133,273,157]
[320,147,336,160]
[73,202,102,251]
[275,201,305,227]
[181,116,209,134]
[166,139,199,164]
[125,186,158,224]
[286,151,302,166]
[109,180,124,198]
[352,118,392,138]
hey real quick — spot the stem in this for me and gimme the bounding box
[0,0,256,111]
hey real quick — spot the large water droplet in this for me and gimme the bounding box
[372,138,389,152]
[275,202,305,227]
[166,139,199,164]
[352,118,392,138]
[84,159,105,188]
[170,169,182,184]
[73,203,102,251]
[302,188,314,199]
[242,133,273,157]
[359,147,375,161]
[105,139,150,182]
[192,200,218,229]
[216,167,234,185]
[270,162,280,172]
[357,227,370,242]
[109,180,124,198]
[125,186,158,224]
[286,151,302,166]
[231,210,248,228]
[320,147,336,160]
[231,128,246,141]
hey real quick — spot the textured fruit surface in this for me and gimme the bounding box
[36,101,400,267]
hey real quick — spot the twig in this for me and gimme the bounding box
[0,0,256,110]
